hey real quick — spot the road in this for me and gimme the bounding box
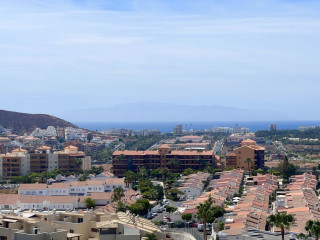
[213,138,224,155]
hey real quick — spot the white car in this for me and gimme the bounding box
[160,226,167,231]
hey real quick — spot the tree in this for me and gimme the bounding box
[245,158,252,175]
[138,166,148,179]
[305,220,320,240]
[124,170,137,188]
[128,199,151,216]
[165,206,177,213]
[267,212,294,240]
[196,198,217,240]
[297,233,308,240]
[182,213,192,222]
[145,232,157,240]
[218,222,225,231]
[116,200,127,212]
[112,187,125,202]
[165,188,184,201]
[278,156,297,180]
[182,168,194,176]
[85,198,96,209]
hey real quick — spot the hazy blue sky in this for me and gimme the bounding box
[0,0,320,120]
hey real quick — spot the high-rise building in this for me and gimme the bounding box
[173,124,183,135]
[270,123,277,131]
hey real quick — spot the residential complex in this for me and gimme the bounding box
[0,210,160,240]
[0,146,91,179]
[226,139,265,170]
[112,144,217,176]
[18,178,128,196]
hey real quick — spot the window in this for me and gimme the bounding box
[78,218,83,223]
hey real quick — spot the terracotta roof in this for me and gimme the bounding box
[19,183,47,191]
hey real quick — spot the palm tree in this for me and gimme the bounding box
[268,212,294,240]
[138,166,148,179]
[305,220,320,240]
[124,170,137,188]
[196,198,215,240]
[112,187,125,202]
[85,197,96,209]
[245,158,252,175]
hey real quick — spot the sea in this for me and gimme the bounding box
[75,121,320,133]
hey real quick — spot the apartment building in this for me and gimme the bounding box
[0,210,161,240]
[226,139,265,170]
[112,144,217,177]
[0,146,91,179]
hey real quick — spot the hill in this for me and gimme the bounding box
[0,109,77,134]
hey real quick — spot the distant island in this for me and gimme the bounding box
[0,109,77,134]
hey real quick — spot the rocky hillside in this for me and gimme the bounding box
[0,109,77,134]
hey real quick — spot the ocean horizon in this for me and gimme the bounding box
[74,120,320,133]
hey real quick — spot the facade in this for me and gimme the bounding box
[18,178,128,196]
[0,146,91,179]
[112,144,216,177]
[225,153,237,169]
[226,139,265,170]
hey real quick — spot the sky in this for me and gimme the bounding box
[0,0,320,120]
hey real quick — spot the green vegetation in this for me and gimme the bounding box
[88,147,113,162]
[165,206,177,213]
[182,168,195,176]
[218,222,225,231]
[225,166,233,171]
[116,200,127,212]
[305,220,320,240]
[11,170,62,183]
[182,213,192,222]
[145,232,158,240]
[278,156,298,180]
[124,135,164,150]
[165,188,184,201]
[255,128,320,140]
[128,199,151,216]
[85,198,96,209]
[196,196,226,240]
[138,178,164,201]
[267,212,294,240]
[124,170,137,188]
[112,187,125,202]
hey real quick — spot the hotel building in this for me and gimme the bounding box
[112,144,217,177]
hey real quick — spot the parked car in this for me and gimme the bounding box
[157,208,163,213]
[176,222,185,228]
[160,226,167,231]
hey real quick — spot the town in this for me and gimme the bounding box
[0,122,319,240]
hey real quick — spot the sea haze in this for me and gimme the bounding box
[75,121,320,133]
[58,102,292,123]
